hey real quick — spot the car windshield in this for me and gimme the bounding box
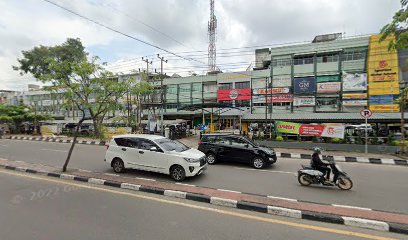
[155,138,190,152]
[242,136,258,146]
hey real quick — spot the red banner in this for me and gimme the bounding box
[299,124,325,136]
[217,89,251,101]
[266,94,293,103]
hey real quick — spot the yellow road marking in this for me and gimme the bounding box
[0,169,397,240]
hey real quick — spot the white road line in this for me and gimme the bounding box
[175,182,196,187]
[135,177,156,181]
[40,148,68,153]
[332,204,372,211]
[78,169,92,172]
[104,173,120,176]
[217,189,241,194]
[234,167,296,175]
[267,196,298,202]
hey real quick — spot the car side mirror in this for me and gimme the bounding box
[150,146,158,152]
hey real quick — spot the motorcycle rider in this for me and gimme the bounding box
[311,147,331,182]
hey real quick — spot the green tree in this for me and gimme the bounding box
[0,104,50,133]
[380,0,408,50]
[127,75,154,131]
[13,38,127,171]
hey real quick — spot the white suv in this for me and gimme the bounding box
[104,134,207,181]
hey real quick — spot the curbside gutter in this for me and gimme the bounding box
[0,159,407,235]
[5,136,408,166]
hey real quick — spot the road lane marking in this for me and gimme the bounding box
[0,169,395,240]
[267,195,298,202]
[217,189,241,194]
[175,183,196,187]
[136,177,156,181]
[104,173,120,176]
[234,167,296,175]
[40,149,68,153]
[332,204,373,211]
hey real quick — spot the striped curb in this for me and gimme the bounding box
[275,152,408,166]
[6,136,104,146]
[0,161,407,235]
[5,136,407,166]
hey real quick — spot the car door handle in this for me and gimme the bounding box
[139,151,144,154]
[121,148,127,151]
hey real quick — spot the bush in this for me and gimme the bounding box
[330,137,341,144]
[391,140,408,146]
[276,135,284,142]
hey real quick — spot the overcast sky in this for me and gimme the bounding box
[0,0,401,91]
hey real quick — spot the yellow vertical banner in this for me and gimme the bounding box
[367,34,400,112]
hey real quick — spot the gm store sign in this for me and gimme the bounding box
[294,77,316,94]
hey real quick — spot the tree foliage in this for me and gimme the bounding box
[380,0,408,50]
[0,104,50,127]
[13,38,127,139]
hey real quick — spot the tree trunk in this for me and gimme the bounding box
[62,117,85,172]
[91,117,100,139]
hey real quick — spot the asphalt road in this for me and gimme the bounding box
[0,169,403,240]
[1,139,408,214]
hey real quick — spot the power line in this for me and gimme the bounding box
[42,0,207,66]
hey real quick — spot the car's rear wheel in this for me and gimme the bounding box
[252,157,265,169]
[112,158,125,173]
[206,153,217,165]
[170,165,186,182]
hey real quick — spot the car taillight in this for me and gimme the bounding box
[105,144,109,150]
[198,141,203,145]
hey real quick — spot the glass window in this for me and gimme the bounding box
[179,84,190,93]
[218,83,232,90]
[167,85,177,94]
[114,138,128,147]
[192,83,202,92]
[127,138,140,148]
[139,139,157,150]
[236,100,250,107]
[235,81,250,89]
[230,137,248,147]
[156,138,189,152]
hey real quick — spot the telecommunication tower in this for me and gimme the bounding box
[208,0,217,72]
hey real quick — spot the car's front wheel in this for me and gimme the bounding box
[112,158,125,173]
[206,153,217,165]
[170,165,186,182]
[252,157,265,169]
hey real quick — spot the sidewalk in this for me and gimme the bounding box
[0,157,407,235]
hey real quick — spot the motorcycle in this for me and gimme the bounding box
[297,159,353,190]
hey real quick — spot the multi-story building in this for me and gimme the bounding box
[7,33,407,134]
[162,33,407,132]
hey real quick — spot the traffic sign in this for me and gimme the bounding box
[360,109,372,118]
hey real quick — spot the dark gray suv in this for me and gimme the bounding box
[198,134,277,169]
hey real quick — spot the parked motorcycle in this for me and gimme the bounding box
[297,159,353,190]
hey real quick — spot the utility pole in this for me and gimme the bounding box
[401,88,406,154]
[142,57,152,134]
[157,54,167,136]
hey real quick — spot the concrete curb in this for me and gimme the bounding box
[275,152,408,166]
[6,136,105,146]
[0,161,407,235]
[5,136,407,166]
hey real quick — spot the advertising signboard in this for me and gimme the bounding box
[252,87,290,95]
[294,77,316,94]
[369,104,400,112]
[342,93,367,99]
[316,75,340,83]
[342,73,367,91]
[293,97,315,106]
[272,76,291,87]
[369,95,396,105]
[217,88,251,101]
[317,82,341,93]
[275,121,345,139]
[342,100,367,106]
[268,94,293,103]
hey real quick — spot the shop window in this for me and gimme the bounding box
[219,83,232,90]
[235,81,250,89]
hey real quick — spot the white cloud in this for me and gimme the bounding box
[0,0,402,91]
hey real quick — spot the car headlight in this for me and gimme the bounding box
[184,157,200,163]
[264,149,275,155]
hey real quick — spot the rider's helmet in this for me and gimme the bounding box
[312,147,322,154]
